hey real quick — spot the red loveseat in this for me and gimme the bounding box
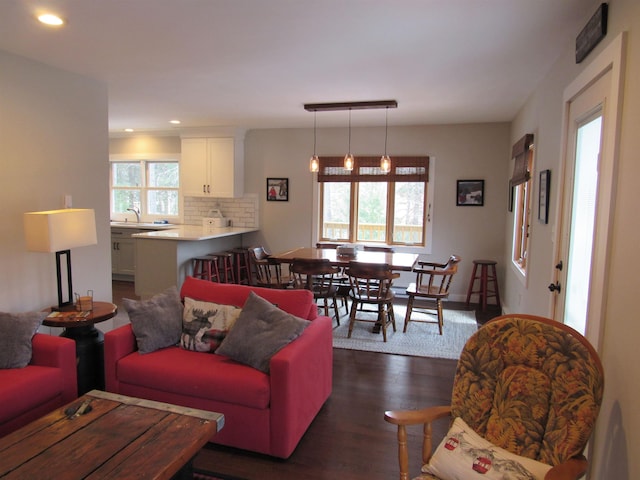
[0,334,77,437]
[104,276,333,459]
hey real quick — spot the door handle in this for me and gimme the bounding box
[548,282,561,293]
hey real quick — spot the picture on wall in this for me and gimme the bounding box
[456,180,484,206]
[538,169,551,224]
[266,178,289,201]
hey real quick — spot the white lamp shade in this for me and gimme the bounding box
[24,208,97,253]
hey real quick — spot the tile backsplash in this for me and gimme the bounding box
[183,194,259,228]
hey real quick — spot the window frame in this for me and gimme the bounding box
[511,135,535,276]
[109,154,180,222]
[316,156,429,247]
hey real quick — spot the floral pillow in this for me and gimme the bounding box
[180,297,241,352]
[422,417,552,480]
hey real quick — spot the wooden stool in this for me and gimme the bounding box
[192,255,220,282]
[465,259,501,311]
[229,247,251,285]
[214,252,235,283]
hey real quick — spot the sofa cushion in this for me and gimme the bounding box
[0,311,46,368]
[0,366,67,419]
[422,417,552,480]
[180,297,241,352]
[216,291,310,373]
[116,346,271,409]
[124,286,183,354]
[181,276,316,320]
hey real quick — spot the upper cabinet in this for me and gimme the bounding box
[181,136,244,198]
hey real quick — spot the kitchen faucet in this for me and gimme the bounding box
[126,207,140,223]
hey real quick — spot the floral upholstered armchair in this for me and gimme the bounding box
[385,314,604,480]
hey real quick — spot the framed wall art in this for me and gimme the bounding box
[456,180,484,206]
[266,177,289,202]
[538,169,551,224]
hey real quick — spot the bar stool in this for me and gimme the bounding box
[229,247,251,285]
[465,259,501,311]
[214,252,235,283]
[192,255,220,282]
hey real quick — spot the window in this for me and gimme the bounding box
[511,134,534,274]
[110,159,179,220]
[318,156,428,246]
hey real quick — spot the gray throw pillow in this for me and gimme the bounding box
[124,286,183,354]
[216,291,310,373]
[0,311,47,369]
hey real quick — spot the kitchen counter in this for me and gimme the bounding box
[132,225,258,298]
[132,225,257,241]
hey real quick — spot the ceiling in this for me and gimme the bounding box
[0,0,597,133]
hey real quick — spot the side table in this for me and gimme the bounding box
[43,302,117,395]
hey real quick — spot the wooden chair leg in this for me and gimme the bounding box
[389,301,396,332]
[347,300,358,338]
[436,299,443,335]
[379,304,388,342]
[403,295,414,333]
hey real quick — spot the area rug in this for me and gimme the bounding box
[332,305,477,359]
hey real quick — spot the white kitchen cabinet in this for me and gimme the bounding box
[111,228,142,278]
[181,137,244,198]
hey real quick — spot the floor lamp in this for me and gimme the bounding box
[24,208,97,311]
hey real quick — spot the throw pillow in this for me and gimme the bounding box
[422,417,552,480]
[123,286,183,354]
[0,311,47,369]
[180,297,242,352]
[216,291,310,373]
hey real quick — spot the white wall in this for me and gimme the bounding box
[505,0,640,477]
[0,50,112,331]
[241,123,510,297]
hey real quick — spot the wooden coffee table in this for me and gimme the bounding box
[0,390,224,479]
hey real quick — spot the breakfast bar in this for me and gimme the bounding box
[133,225,258,298]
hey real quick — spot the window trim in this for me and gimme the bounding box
[109,154,180,222]
[316,156,429,247]
[511,135,535,277]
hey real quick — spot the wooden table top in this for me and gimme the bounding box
[43,301,118,328]
[272,247,419,271]
[0,390,224,480]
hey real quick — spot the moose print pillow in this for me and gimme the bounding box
[180,297,242,353]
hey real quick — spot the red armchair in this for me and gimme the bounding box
[0,334,77,437]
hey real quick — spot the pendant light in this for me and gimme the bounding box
[380,107,391,173]
[344,108,354,171]
[309,110,319,172]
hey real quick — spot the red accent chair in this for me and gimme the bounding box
[0,334,77,437]
[104,276,333,459]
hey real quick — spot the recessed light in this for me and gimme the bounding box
[38,13,65,26]
[124,128,134,133]
[169,120,181,125]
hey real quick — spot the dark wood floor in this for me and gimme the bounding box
[111,281,501,480]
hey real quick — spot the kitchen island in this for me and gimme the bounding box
[132,225,258,298]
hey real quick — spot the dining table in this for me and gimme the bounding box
[272,247,419,272]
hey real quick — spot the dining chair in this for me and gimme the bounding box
[385,314,604,480]
[315,243,351,314]
[290,258,342,324]
[404,255,461,335]
[344,262,399,342]
[248,246,293,289]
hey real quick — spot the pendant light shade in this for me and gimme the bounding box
[309,110,319,172]
[380,107,391,173]
[344,109,354,171]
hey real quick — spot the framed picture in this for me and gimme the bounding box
[456,180,484,206]
[266,177,288,202]
[538,169,551,224]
